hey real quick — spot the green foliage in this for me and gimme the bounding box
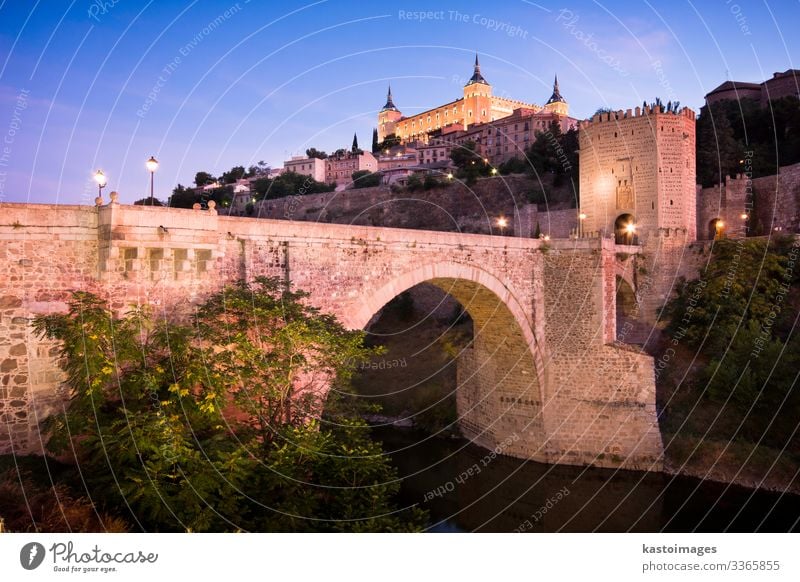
[661,236,800,448]
[33,280,426,532]
[696,96,800,186]
[351,170,381,189]
[194,171,215,187]
[305,148,328,159]
[377,134,401,151]
[449,141,487,185]
[406,173,423,192]
[220,166,246,184]
[133,197,164,206]
[423,174,440,190]
[252,172,334,200]
[371,128,379,153]
[498,157,529,175]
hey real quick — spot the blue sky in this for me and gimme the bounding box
[0,0,797,204]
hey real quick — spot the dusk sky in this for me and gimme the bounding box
[0,0,796,204]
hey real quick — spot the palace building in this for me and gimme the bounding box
[378,55,570,145]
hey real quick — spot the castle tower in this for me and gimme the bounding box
[377,85,402,142]
[578,105,696,244]
[463,54,493,129]
[543,75,569,116]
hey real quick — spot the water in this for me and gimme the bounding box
[373,427,800,532]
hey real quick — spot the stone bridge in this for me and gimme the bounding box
[0,201,662,470]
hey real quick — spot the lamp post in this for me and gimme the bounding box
[93,170,107,199]
[146,155,159,205]
[578,212,587,238]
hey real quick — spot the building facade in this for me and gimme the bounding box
[283,156,326,183]
[377,56,568,145]
[325,150,378,185]
[705,69,800,106]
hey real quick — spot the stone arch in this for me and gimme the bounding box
[342,261,546,456]
[708,217,724,239]
[614,213,637,245]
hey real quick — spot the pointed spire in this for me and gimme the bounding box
[352,132,359,153]
[381,84,397,111]
[547,74,566,104]
[466,52,488,86]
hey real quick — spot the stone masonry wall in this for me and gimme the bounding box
[0,201,662,470]
[696,161,800,239]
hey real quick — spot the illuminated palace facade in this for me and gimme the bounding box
[377,55,570,145]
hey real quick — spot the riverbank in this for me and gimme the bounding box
[663,434,800,495]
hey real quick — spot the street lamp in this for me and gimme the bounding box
[491,167,498,175]
[146,155,159,205]
[497,216,508,236]
[93,170,107,198]
[446,172,453,180]
[740,212,749,220]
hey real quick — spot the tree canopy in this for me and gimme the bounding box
[33,278,427,532]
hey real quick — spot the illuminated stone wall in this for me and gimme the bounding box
[0,201,662,470]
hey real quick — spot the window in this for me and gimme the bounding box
[196,249,213,273]
[173,248,187,276]
[149,248,163,275]
[122,247,137,272]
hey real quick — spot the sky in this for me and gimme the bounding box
[0,0,797,204]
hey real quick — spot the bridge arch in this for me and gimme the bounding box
[341,261,546,456]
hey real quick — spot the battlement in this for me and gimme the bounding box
[580,106,695,127]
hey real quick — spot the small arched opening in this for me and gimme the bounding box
[708,217,725,240]
[614,213,637,245]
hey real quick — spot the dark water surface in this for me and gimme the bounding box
[373,427,800,532]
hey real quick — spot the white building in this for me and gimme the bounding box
[283,156,326,183]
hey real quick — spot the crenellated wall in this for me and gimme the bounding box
[0,201,663,470]
[696,161,800,239]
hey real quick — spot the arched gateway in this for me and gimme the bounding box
[0,202,664,471]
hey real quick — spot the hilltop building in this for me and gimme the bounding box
[377,55,570,145]
[705,69,800,107]
[284,156,326,183]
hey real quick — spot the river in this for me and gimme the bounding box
[372,426,800,532]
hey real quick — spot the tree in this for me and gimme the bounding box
[220,166,246,184]
[194,171,216,187]
[377,134,400,151]
[33,279,427,532]
[169,184,197,208]
[133,197,164,206]
[406,173,423,191]
[661,236,800,449]
[351,133,362,154]
[696,105,741,187]
[351,170,381,189]
[371,128,379,153]
[305,148,328,159]
[247,161,270,177]
[450,140,484,184]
